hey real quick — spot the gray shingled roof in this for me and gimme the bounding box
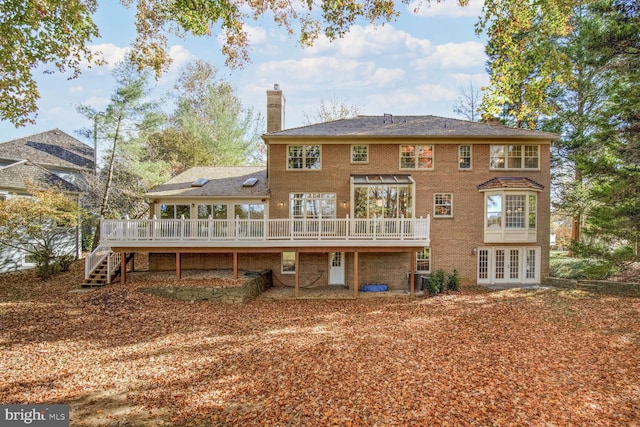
[264,115,559,140]
[146,166,269,198]
[0,129,94,171]
[477,177,545,191]
[0,160,81,193]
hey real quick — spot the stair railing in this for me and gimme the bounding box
[85,245,111,281]
[107,252,122,284]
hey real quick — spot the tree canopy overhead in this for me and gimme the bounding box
[1,0,470,127]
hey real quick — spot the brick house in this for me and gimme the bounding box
[0,129,95,272]
[93,87,557,294]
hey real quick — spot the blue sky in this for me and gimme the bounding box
[0,0,487,144]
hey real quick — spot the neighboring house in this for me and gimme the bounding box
[95,86,557,294]
[0,129,95,272]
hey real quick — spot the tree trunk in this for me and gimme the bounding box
[92,115,123,250]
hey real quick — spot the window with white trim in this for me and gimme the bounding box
[416,248,431,272]
[282,252,296,274]
[485,193,537,230]
[234,203,265,219]
[160,204,190,219]
[458,145,472,170]
[351,145,369,163]
[400,144,433,170]
[288,145,321,170]
[490,145,539,169]
[434,193,453,217]
[290,193,336,219]
[483,191,538,243]
[197,204,227,219]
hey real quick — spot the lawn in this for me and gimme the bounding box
[1,262,639,426]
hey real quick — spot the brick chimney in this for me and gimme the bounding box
[266,84,285,133]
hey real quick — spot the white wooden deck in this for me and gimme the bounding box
[100,216,431,248]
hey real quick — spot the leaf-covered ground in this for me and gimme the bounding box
[1,262,639,426]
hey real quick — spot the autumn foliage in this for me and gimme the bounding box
[1,262,638,426]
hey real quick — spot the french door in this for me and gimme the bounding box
[477,247,540,285]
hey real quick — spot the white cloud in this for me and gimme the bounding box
[409,0,484,17]
[415,41,485,70]
[81,96,110,110]
[371,68,406,86]
[89,43,130,69]
[308,24,432,59]
[245,25,267,44]
[69,85,84,94]
[168,45,194,70]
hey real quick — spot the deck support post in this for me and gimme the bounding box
[294,251,300,298]
[121,251,126,283]
[409,250,415,296]
[176,252,181,280]
[233,251,238,279]
[353,250,359,298]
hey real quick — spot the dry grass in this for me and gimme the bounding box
[1,261,639,426]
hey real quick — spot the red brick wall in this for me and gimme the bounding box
[267,141,551,284]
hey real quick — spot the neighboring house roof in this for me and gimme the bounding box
[263,115,559,141]
[146,166,269,198]
[0,129,94,171]
[477,177,545,191]
[0,160,81,194]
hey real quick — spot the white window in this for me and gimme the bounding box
[351,145,369,163]
[483,191,538,243]
[458,145,472,170]
[400,144,433,170]
[282,252,296,274]
[234,203,265,219]
[434,193,453,217]
[288,145,321,170]
[160,204,190,219]
[416,248,431,272]
[290,193,336,219]
[490,145,539,169]
[197,204,227,219]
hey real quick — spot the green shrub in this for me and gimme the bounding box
[427,269,446,295]
[446,269,460,291]
[549,253,616,280]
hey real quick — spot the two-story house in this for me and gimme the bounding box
[93,86,557,295]
[0,129,95,272]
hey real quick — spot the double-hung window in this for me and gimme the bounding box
[400,144,433,170]
[288,145,321,170]
[434,193,453,218]
[490,145,539,169]
[458,145,472,170]
[416,248,431,272]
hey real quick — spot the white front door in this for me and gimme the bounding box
[329,252,345,285]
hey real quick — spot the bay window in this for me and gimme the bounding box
[483,191,538,242]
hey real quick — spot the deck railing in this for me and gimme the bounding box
[100,215,430,244]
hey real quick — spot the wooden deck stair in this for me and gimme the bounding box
[82,252,132,288]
